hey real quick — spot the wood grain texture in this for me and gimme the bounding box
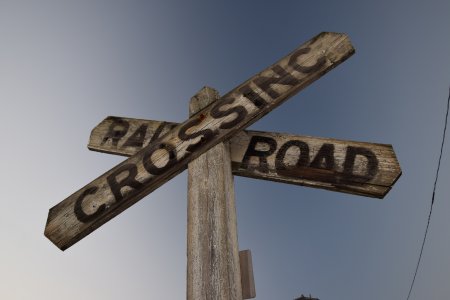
[89,118,401,198]
[239,250,256,299]
[230,130,401,198]
[187,87,242,300]
[45,32,355,250]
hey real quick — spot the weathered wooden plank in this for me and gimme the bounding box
[89,117,401,198]
[231,130,401,198]
[45,32,354,250]
[239,250,256,299]
[187,87,242,300]
[88,117,178,157]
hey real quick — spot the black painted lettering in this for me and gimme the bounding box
[142,142,178,175]
[123,124,148,148]
[241,135,277,173]
[210,96,248,129]
[343,146,379,182]
[288,47,326,74]
[101,117,130,147]
[253,65,300,99]
[107,163,144,202]
[74,186,105,223]
[275,140,310,170]
[178,118,217,153]
[238,84,268,109]
[149,122,167,144]
[310,143,335,170]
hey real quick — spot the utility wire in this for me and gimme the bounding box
[406,86,450,300]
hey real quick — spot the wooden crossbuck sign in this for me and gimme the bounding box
[45,32,356,250]
[44,32,401,299]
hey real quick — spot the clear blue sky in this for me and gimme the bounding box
[1,1,450,299]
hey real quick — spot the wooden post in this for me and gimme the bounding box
[187,87,243,300]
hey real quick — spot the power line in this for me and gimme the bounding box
[406,86,450,300]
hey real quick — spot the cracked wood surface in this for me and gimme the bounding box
[187,87,243,300]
